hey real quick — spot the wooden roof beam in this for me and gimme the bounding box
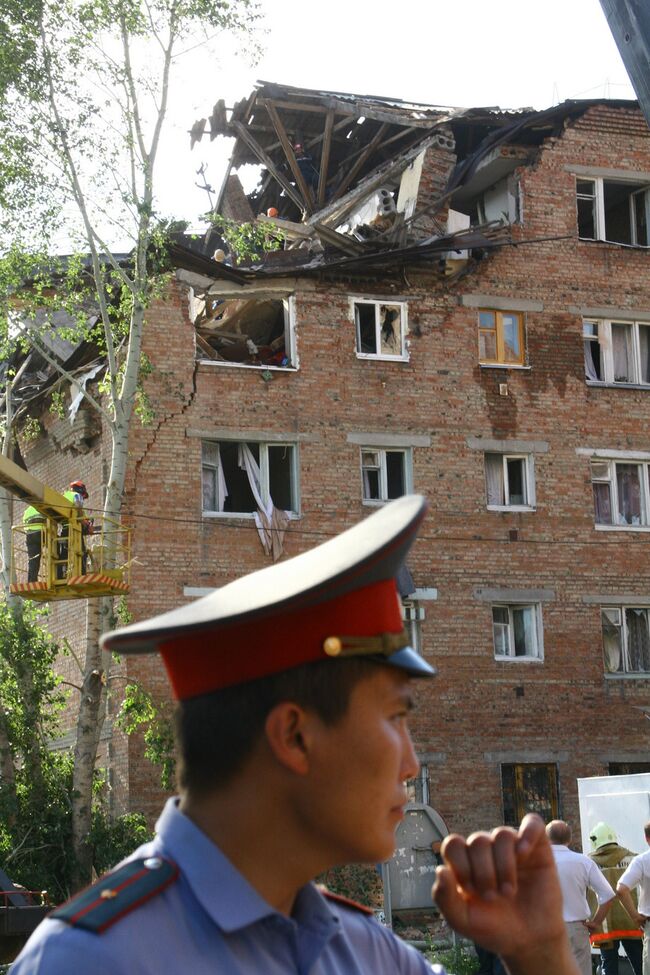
[330,123,390,203]
[318,108,335,208]
[263,100,314,216]
[231,120,306,215]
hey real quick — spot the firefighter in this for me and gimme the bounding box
[589,822,643,975]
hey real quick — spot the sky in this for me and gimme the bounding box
[154,0,637,227]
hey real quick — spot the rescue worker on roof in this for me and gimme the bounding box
[588,822,643,975]
[57,479,91,580]
[22,503,45,582]
[13,497,582,975]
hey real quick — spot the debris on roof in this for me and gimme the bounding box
[189,83,639,280]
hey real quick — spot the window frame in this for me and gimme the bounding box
[201,439,300,518]
[360,446,412,505]
[583,317,650,387]
[478,308,526,367]
[601,605,650,677]
[196,296,298,371]
[501,763,559,827]
[576,175,650,247]
[350,298,409,362]
[591,457,650,530]
[484,452,535,511]
[492,603,543,662]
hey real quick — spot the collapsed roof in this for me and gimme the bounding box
[187,81,639,281]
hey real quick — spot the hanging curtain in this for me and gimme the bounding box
[584,341,599,381]
[616,464,641,525]
[485,455,505,505]
[625,609,650,673]
[601,611,622,673]
[612,324,631,382]
[238,444,289,561]
[639,326,650,384]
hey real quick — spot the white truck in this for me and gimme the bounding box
[578,772,650,856]
[578,772,650,975]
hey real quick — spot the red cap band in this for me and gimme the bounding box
[160,578,402,699]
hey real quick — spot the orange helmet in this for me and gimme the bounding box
[70,479,88,499]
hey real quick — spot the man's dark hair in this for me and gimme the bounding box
[175,657,381,796]
[644,821,650,840]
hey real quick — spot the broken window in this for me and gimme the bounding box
[591,458,650,527]
[501,764,559,827]
[353,300,407,360]
[602,607,650,675]
[478,309,525,366]
[583,318,650,385]
[492,604,541,660]
[576,176,650,246]
[202,440,298,515]
[361,447,410,503]
[196,297,296,369]
[485,453,534,509]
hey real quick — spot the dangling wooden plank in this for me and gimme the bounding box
[318,108,335,208]
[331,123,390,203]
[231,121,305,213]
[263,100,314,215]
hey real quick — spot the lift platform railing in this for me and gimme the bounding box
[10,515,132,600]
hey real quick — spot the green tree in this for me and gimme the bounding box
[0,601,151,902]
[0,0,260,890]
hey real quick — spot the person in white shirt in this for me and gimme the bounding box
[617,821,650,975]
[547,820,615,975]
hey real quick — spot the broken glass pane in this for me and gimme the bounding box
[513,606,534,657]
[268,445,294,511]
[506,458,526,505]
[379,305,403,356]
[220,441,258,513]
[385,450,406,499]
[355,303,377,354]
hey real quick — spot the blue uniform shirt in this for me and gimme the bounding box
[11,799,444,974]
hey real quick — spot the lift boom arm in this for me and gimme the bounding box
[0,454,78,521]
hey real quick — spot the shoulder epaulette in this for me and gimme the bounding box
[50,856,179,933]
[319,887,375,915]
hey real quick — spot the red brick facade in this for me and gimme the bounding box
[22,103,650,837]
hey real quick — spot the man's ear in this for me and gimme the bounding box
[264,701,315,776]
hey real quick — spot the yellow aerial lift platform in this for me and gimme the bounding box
[0,455,131,600]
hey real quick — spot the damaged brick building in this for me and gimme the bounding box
[16,82,650,835]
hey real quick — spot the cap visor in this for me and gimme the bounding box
[383,646,436,678]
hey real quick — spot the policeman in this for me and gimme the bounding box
[11,496,581,975]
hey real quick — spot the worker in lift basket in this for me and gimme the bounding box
[56,479,92,579]
[12,496,582,975]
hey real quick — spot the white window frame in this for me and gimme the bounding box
[576,176,650,247]
[202,439,299,518]
[197,297,298,371]
[591,457,650,530]
[583,318,650,387]
[402,599,425,654]
[602,606,650,677]
[350,298,408,361]
[360,446,412,505]
[485,453,536,511]
[492,603,543,662]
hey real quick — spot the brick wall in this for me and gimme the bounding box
[19,103,650,840]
